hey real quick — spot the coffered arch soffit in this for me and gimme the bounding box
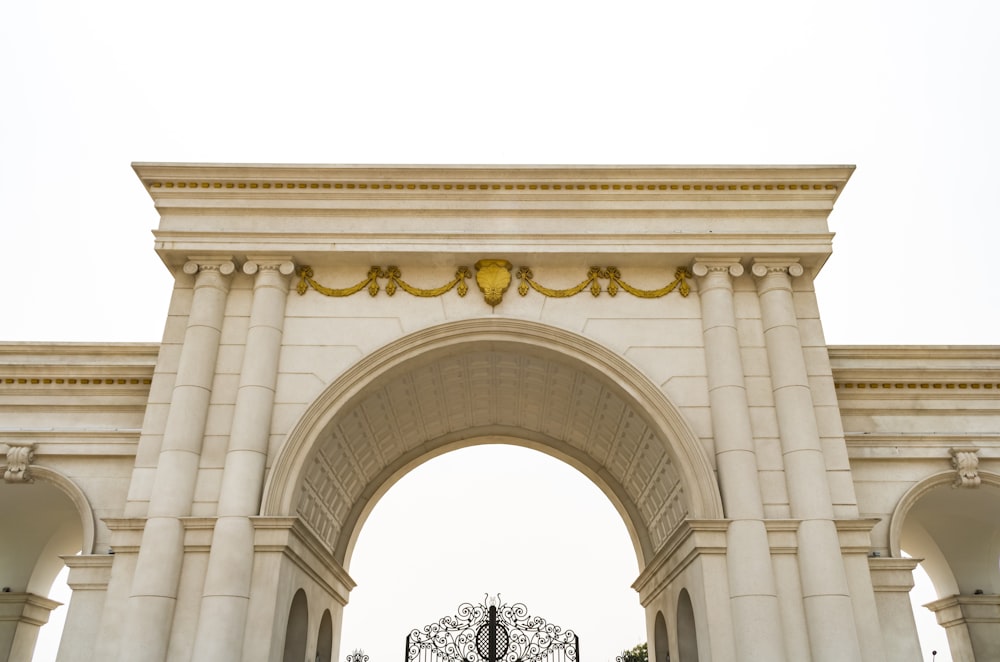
[262,318,722,568]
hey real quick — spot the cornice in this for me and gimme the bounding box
[829,345,1000,391]
[0,343,157,391]
[0,342,160,360]
[828,345,1000,361]
[133,163,853,196]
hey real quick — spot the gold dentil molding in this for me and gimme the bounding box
[148,181,839,192]
[296,263,692,307]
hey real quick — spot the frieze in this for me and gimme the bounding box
[296,263,691,307]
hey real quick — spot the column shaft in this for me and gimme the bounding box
[191,259,293,662]
[753,261,862,662]
[118,259,233,662]
[694,260,786,662]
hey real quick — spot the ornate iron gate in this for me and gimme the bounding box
[405,596,579,662]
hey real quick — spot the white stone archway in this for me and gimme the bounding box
[264,317,724,569]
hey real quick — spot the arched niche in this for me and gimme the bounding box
[282,589,309,662]
[889,471,1000,596]
[263,318,722,570]
[676,589,698,662]
[653,610,669,662]
[316,610,333,662]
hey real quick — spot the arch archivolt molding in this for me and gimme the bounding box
[262,318,722,569]
[887,469,1000,558]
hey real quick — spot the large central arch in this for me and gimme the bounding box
[263,318,722,571]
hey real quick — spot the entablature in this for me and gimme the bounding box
[135,164,853,276]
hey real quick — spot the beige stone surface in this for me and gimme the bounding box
[1,164,997,661]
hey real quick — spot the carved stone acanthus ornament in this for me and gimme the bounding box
[474,259,514,307]
[4,442,35,483]
[950,447,981,488]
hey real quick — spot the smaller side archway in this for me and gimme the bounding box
[889,471,1000,661]
[0,465,93,661]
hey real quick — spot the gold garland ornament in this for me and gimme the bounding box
[296,264,690,306]
[517,266,691,300]
[296,266,470,298]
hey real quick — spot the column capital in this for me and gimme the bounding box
[182,256,236,276]
[751,259,804,278]
[242,256,295,276]
[691,258,744,278]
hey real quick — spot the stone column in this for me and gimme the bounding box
[752,260,863,662]
[56,554,113,662]
[925,593,1000,662]
[191,258,294,662]
[692,259,786,662]
[118,258,234,662]
[0,592,61,662]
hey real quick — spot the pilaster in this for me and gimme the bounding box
[0,592,61,662]
[56,555,113,662]
[925,594,1000,662]
[867,557,923,662]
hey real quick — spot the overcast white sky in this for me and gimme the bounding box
[5,1,997,660]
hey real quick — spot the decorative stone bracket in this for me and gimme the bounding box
[950,447,981,488]
[296,262,691,308]
[4,442,35,483]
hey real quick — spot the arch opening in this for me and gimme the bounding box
[893,474,1000,662]
[0,475,86,661]
[337,444,646,662]
[266,320,722,572]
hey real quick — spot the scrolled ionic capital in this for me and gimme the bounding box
[691,259,745,279]
[4,442,36,483]
[750,260,804,279]
[182,257,236,277]
[242,257,296,277]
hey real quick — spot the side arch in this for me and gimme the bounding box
[0,464,96,592]
[263,318,723,567]
[23,465,97,556]
[889,470,1000,596]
